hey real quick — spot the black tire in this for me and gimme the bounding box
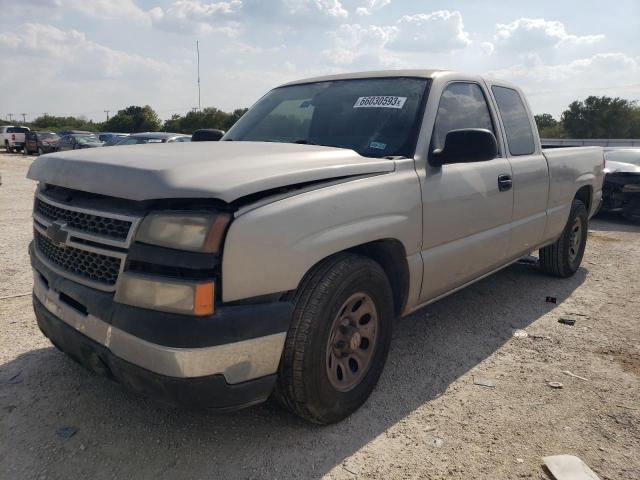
[276,253,394,424]
[38,147,44,156]
[539,199,588,277]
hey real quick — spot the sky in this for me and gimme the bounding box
[1,0,639,122]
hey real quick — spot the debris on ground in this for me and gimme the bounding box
[517,255,538,265]
[429,437,445,448]
[512,329,528,339]
[546,296,558,303]
[562,370,589,381]
[543,454,601,480]
[56,426,77,439]
[558,317,577,326]
[1,372,22,385]
[547,381,564,389]
[473,376,496,388]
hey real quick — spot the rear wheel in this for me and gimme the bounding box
[276,253,393,424]
[539,199,588,277]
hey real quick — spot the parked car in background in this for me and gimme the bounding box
[98,132,128,144]
[56,133,104,151]
[24,131,60,155]
[58,130,92,136]
[1,125,30,152]
[27,69,604,424]
[192,129,225,142]
[114,132,191,145]
[600,148,640,223]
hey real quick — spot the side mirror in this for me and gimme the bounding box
[429,128,498,167]
[191,129,225,142]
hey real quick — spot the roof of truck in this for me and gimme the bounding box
[281,69,446,87]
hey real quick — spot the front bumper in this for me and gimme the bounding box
[601,173,640,219]
[31,251,293,409]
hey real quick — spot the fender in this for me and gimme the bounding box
[221,160,423,302]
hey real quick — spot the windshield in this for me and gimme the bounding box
[75,135,100,144]
[605,149,640,166]
[224,77,430,158]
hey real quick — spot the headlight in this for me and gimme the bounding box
[136,212,230,252]
[115,273,214,316]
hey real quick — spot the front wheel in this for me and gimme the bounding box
[276,253,394,424]
[539,199,588,277]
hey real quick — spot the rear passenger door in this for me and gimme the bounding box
[489,84,549,257]
[419,82,514,302]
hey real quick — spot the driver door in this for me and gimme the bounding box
[419,82,514,302]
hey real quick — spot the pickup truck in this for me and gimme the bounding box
[1,125,30,152]
[26,70,603,424]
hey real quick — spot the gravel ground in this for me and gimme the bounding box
[1,152,639,480]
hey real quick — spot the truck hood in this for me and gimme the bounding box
[604,160,640,174]
[27,141,395,203]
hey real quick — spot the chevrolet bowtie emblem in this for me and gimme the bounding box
[46,221,69,247]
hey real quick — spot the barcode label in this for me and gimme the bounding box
[353,96,407,109]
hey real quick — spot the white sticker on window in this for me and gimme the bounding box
[353,96,407,109]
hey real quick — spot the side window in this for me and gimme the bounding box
[431,82,495,151]
[491,86,535,156]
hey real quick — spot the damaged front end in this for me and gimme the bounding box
[602,172,640,222]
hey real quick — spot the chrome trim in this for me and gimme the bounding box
[33,222,126,292]
[34,191,142,248]
[33,270,286,384]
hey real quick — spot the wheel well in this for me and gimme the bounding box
[348,239,409,317]
[575,185,592,214]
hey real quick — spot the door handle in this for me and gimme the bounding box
[498,174,512,192]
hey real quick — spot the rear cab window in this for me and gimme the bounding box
[491,86,535,156]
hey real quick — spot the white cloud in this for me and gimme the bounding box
[387,11,471,52]
[323,23,394,65]
[63,0,152,23]
[0,23,179,118]
[494,18,604,52]
[355,0,391,16]
[0,23,168,78]
[487,53,640,115]
[150,0,242,34]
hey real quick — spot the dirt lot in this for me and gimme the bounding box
[1,152,639,480]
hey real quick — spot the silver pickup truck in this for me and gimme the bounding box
[27,70,603,424]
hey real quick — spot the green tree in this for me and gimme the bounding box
[534,113,557,131]
[30,114,100,132]
[103,105,161,133]
[161,107,248,133]
[560,96,640,139]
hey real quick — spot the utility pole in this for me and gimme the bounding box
[196,40,201,112]
[21,113,27,123]
[104,110,110,121]
[7,113,13,122]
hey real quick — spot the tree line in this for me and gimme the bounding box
[535,96,640,139]
[1,105,249,135]
[3,95,639,139]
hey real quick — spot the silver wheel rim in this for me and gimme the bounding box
[325,292,378,392]
[568,217,582,262]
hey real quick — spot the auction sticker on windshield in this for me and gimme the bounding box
[353,96,407,109]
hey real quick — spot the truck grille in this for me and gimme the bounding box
[34,230,121,286]
[32,192,140,291]
[35,197,131,241]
